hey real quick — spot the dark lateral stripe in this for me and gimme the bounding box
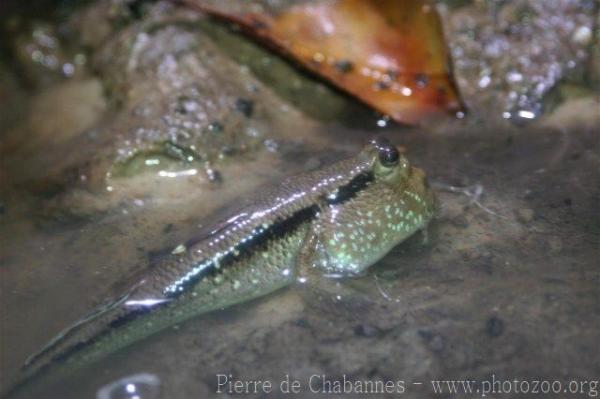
[21,206,318,382]
[51,205,319,362]
[164,204,319,298]
[326,171,374,205]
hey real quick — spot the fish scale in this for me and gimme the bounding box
[7,138,435,397]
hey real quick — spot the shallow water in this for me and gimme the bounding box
[1,1,599,398]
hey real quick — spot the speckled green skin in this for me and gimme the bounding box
[312,152,435,274]
[10,139,435,395]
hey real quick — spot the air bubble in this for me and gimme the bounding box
[96,373,161,399]
[376,116,390,128]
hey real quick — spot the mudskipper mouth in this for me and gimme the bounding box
[423,175,431,190]
[411,166,436,214]
[411,166,427,184]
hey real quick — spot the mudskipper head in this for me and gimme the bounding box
[366,137,436,218]
[318,137,436,275]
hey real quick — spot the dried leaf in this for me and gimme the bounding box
[177,0,465,125]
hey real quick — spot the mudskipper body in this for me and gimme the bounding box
[12,137,436,395]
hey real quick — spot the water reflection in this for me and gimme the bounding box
[124,298,172,308]
[96,373,161,399]
[157,169,198,178]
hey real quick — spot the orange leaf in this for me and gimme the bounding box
[177,0,465,125]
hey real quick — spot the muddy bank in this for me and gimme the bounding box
[0,0,598,398]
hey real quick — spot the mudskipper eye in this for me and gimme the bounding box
[376,142,399,167]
